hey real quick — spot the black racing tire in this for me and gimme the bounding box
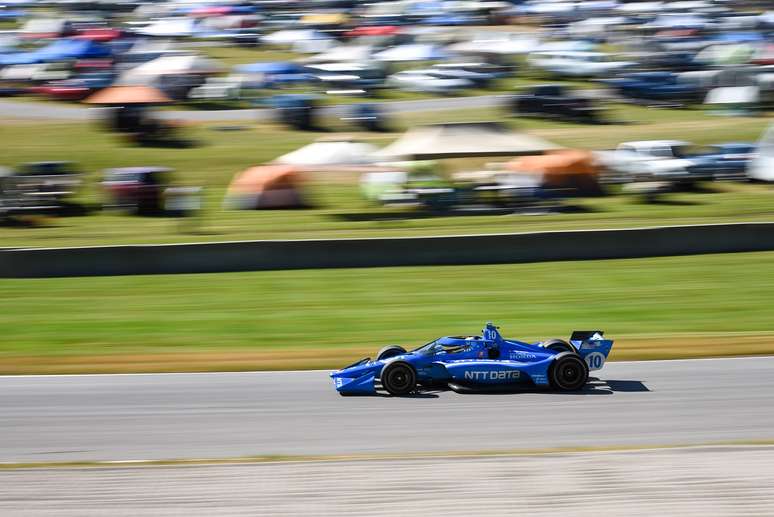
[380,361,417,396]
[376,345,407,361]
[542,338,575,354]
[549,352,589,391]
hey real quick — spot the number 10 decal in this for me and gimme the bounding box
[585,352,605,371]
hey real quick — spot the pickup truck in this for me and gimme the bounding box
[602,71,703,103]
[596,140,712,184]
[512,84,604,123]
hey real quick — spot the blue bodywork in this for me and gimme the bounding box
[331,323,613,395]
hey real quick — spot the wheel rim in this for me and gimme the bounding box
[560,364,581,385]
[555,358,586,390]
[387,366,411,391]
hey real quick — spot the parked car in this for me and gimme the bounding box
[527,51,635,78]
[102,167,173,215]
[28,71,115,101]
[598,140,710,183]
[602,71,703,103]
[340,103,389,132]
[387,69,473,93]
[270,94,320,130]
[685,143,757,181]
[305,62,386,94]
[0,161,82,215]
[432,61,515,79]
[512,84,605,123]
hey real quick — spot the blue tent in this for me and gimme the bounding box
[712,32,765,44]
[0,38,111,66]
[235,62,304,74]
[0,9,26,19]
[34,39,112,61]
[423,14,473,26]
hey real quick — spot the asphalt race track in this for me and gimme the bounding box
[2,356,774,463]
[4,446,774,516]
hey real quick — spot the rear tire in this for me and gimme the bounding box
[549,352,589,391]
[376,345,406,361]
[542,338,575,354]
[380,362,417,396]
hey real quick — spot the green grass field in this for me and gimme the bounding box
[1,251,774,373]
[1,105,771,249]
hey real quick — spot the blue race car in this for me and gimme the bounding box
[331,323,613,396]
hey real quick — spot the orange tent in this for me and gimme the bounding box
[85,85,172,105]
[506,149,602,195]
[224,165,306,209]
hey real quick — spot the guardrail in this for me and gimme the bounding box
[1,222,773,278]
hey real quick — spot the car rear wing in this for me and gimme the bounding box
[570,330,604,343]
[570,330,613,371]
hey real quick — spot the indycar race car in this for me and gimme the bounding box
[331,322,613,396]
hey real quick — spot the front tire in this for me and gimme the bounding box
[380,362,417,396]
[549,352,589,391]
[376,345,407,361]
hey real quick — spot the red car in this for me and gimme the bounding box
[75,27,124,42]
[28,72,115,101]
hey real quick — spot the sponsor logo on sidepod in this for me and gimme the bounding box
[465,370,520,381]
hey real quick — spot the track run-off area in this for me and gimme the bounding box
[2,356,774,464]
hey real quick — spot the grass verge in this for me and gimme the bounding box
[1,251,773,373]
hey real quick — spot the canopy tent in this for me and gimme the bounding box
[374,122,559,160]
[85,85,172,104]
[275,139,378,166]
[374,43,450,62]
[224,165,306,209]
[506,150,602,194]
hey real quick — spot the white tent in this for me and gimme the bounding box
[374,122,559,160]
[616,1,663,13]
[21,18,67,36]
[136,18,200,38]
[447,34,539,55]
[126,38,177,55]
[704,86,759,106]
[275,140,379,166]
[305,45,373,64]
[262,29,326,46]
[374,44,450,62]
[122,54,225,80]
[293,37,336,54]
